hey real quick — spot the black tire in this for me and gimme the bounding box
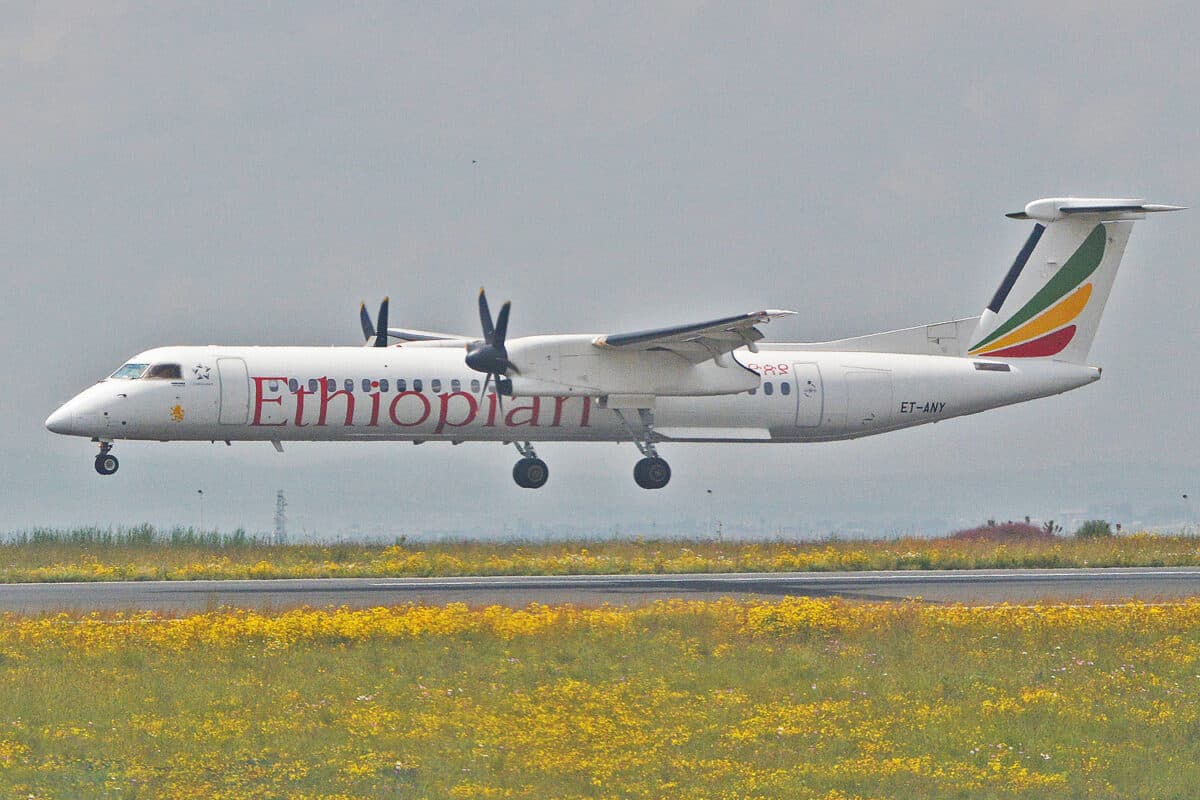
[633,458,649,487]
[523,458,549,489]
[513,458,549,489]
[512,461,530,488]
[633,457,670,489]
[94,454,119,476]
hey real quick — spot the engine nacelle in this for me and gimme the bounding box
[502,335,759,397]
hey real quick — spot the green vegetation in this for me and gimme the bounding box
[1075,519,1114,539]
[2,524,1199,583]
[1,599,1199,798]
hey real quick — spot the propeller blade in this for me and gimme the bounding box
[478,288,495,343]
[374,297,390,347]
[479,372,492,404]
[494,301,511,346]
[359,302,375,342]
[466,289,516,385]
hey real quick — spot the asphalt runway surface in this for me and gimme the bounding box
[3,567,1200,612]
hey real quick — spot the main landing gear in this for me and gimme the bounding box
[633,456,671,490]
[615,408,671,490]
[507,404,672,490]
[512,442,549,489]
[94,441,119,476]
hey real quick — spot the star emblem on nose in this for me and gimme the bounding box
[193,364,212,381]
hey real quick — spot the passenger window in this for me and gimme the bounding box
[471,379,481,393]
[145,363,183,380]
[431,379,442,393]
[451,379,461,392]
[413,379,423,392]
[379,379,389,392]
[344,379,354,393]
[764,382,774,396]
[397,379,407,392]
[288,379,299,393]
[308,379,318,393]
[326,378,336,393]
[110,363,149,380]
[362,379,372,393]
[780,382,791,396]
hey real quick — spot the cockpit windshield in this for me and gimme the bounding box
[109,363,149,380]
[144,363,183,380]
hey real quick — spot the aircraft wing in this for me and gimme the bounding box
[592,309,795,364]
[386,327,471,343]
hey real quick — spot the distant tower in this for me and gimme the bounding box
[273,490,288,546]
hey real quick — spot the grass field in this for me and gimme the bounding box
[2,597,1200,798]
[3,525,1200,583]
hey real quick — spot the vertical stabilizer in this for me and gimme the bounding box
[969,197,1183,363]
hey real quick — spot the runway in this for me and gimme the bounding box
[3,567,1200,612]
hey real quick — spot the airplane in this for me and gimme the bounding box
[46,197,1182,489]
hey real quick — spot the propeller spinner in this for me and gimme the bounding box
[359,297,390,347]
[465,288,516,401]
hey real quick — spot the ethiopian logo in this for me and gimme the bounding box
[170,405,185,422]
[193,364,212,381]
[968,224,1106,358]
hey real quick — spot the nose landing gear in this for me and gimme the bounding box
[94,441,119,476]
[511,442,548,489]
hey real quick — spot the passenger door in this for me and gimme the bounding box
[792,362,824,427]
[217,358,249,425]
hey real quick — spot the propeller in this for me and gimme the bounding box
[359,297,390,347]
[465,288,516,404]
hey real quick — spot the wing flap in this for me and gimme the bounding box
[593,309,795,364]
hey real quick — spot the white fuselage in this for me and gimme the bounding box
[45,344,1100,445]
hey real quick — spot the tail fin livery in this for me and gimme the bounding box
[969,198,1183,363]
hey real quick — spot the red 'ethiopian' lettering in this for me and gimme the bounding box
[434,392,478,433]
[318,379,355,427]
[505,397,540,427]
[256,378,591,432]
[251,376,288,427]
[366,391,383,427]
[389,391,431,427]
[551,395,591,427]
[293,384,314,427]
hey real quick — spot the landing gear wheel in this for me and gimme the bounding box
[512,458,549,489]
[94,454,119,476]
[633,457,670,489]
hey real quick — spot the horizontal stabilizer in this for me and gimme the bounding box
[1006,197,1185,221]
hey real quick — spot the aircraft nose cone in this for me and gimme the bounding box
[45,404,78,435]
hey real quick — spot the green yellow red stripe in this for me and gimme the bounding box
[971,282,1092,355]
[979,325,1076,358]
[969,224,1106,352]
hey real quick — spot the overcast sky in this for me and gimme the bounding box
[4,3,1198,538]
